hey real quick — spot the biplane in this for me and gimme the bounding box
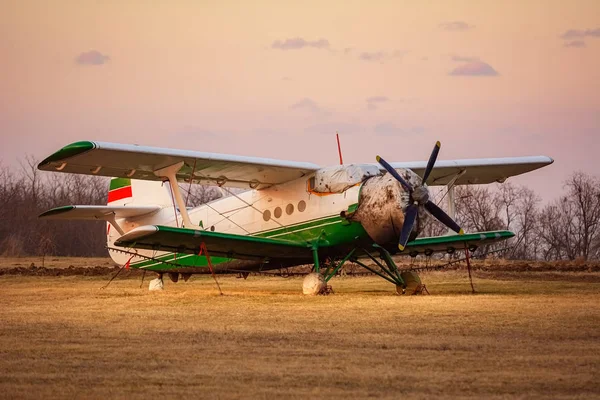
[38,140,553,294]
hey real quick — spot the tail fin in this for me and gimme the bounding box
[106,178,175,265]
[108,178,173,207]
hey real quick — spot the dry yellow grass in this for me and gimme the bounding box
[0,256,114,270]
[1,271,599,399]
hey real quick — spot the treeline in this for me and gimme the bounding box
[1,157,108,257]
[1,158,599,260]
[0,157,220,257]
[423,172,600,261]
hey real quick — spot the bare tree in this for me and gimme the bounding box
[182,184,222,208]
[455,185,504,232]
[510,186,541,259]
[537,172,600,260]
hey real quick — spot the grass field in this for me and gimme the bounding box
[1,266,599,399]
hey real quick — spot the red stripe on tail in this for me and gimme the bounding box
[107,186,132,203]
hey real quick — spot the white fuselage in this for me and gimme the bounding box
[107,176,361,267]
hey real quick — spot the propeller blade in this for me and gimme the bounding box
[421,141,440,184]
[376,155,413,192]
[398,203,418,251]
[424,201,464,235]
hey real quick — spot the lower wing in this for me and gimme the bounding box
[115,225,314,261]
[115,225,514,262]
[402,230,514,255]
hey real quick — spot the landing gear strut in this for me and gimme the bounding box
[351,245,427,295]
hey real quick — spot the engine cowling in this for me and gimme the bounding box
[351,169,430,249]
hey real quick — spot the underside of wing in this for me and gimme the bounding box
[401,230,514,255]
[114,225,315,261]
[39,205,161,220]
[388,156,553,186]
[38,141,320,189]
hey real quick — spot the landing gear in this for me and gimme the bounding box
[302,248,355,295]
[351,245,428,295]
[303,273,327,295]
[149,273,164,291]
[399,271,428,295]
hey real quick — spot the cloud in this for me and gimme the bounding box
[75,50,110,65]
[290,98,328,115]
[366,96,390,110]
[359,51,386,62]
[449,61,499,77]
[359,50,406,63]
[271,37,330,50]
[564,40,586,48]
[560,28,600,39]
[439,21,475,31]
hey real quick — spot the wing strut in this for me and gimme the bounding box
[105,213,125,235]
[443,169,466,233]
[154,162,196,229]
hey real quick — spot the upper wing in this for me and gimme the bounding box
[39,205,161,220]
[38,141,320,189]
[388,156,553,186]
[115,225,315,261]
[402,230,514,255]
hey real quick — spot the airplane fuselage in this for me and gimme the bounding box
[108,176,368,272]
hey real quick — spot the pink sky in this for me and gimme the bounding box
[1,0,599,200]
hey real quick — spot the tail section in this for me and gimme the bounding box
[107,178,173,207]
[40,177,180,266]
[105,178,176,265]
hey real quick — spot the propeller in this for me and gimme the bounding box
[377,141,464,251]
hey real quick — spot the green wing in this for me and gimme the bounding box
[115,225,314,261]
[402,230,514,255]
[115,225,514,262]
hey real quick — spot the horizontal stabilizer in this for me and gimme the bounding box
[115,225,314,261]
[39,205,161,220]
[402,230,515,255]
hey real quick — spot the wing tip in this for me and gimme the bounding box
[37,141,96,170]
[38,205,75,219]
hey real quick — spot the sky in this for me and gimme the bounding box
[1,0,599,200]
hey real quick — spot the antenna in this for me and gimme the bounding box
[336,131,343,165]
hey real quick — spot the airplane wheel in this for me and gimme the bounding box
[400,271,423,295]
[149,275,164,291]
[303,272,326,295]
